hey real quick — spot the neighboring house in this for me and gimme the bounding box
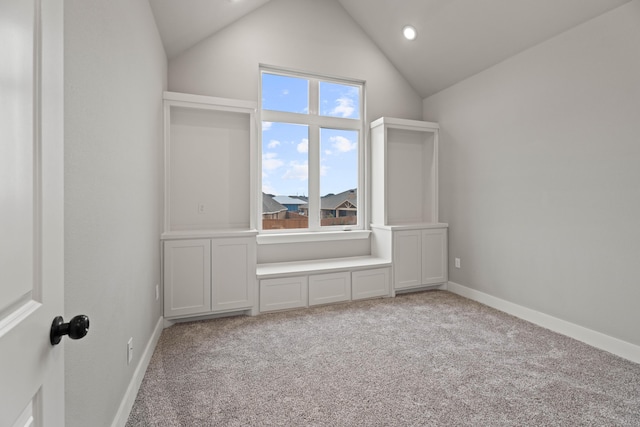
[262,193,287,219]
[273,195,308,213]
[299,189,357,218]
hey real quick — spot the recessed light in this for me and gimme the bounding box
[403,25,417,41]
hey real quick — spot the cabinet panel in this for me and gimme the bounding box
[164,240,211,317]
[260,276,308,312]
[163,92,257,233]
[370,118,439,226]
[309,272,351,306]
[211,238,255,312]
[422,229,448,285]
[352,268,390,300]
[393,231,422,289]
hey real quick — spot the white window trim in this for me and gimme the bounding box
[258,64,366,234]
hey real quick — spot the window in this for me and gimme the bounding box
[260,66,364,232]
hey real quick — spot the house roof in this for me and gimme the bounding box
[273,196,307,206]
[321,189,357,210]
[262,193,287,214]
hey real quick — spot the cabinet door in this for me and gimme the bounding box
[393,230,422,289]
[260,276,308,313]
[164,239,211,318]
[211,237,255,312]
[352,268,390,300]
[309,272,351,306]
[422,228,448,285]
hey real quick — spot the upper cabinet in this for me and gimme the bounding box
[163,92,257,235]
[370,117,439,226]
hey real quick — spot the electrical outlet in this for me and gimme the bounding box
[155,284,159,301]
[455,258,461,268]
[127,338,133,365]
[197,203,206,214]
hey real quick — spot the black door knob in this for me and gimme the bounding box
[50,315,90,346]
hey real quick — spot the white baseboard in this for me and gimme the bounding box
[446,281,640,365]
[111,316,164,427]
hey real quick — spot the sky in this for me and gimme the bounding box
[261,73,359,197]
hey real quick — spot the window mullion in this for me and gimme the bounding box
[308,124,320,231]
[308,79,319,116]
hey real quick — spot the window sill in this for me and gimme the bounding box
[257,230,371,245]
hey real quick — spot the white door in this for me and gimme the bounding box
[393,230,422,289]
[0,0,65,426]
[421,228,448,285]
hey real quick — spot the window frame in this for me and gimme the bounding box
[258,65,366,234]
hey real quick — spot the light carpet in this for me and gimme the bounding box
[126,290,640,426]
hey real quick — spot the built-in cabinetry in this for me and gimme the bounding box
[163,234,257,319]
[258,263,391,313]
[161,92,258,320]
[370,117,448,294]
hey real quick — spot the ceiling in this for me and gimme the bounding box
[148,0,630,98]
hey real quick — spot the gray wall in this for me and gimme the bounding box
[169,0,422,124]
[169,0,422,262]
[423,1,640,346]
[64,1,167,425]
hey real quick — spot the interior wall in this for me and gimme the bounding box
[168,0,422,262]
[64,1,167,425]
[423,1,640,346]
[168,0,422,123]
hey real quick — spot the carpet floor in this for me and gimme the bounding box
[126,290,640,426]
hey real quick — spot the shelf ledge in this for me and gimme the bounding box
[161,229,258,240]
[257,230,371,245]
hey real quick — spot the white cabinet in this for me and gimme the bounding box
[352,268,390,300]
[421,228,448,285]
[391,227,448,291]
[309,272,351,306]
[258,264,391,313]
[162,92,258,319]
[260,276,308,313]
[393,231,423,289]
[163,239,211,318]
[163,92,257,233]
[370,117,439,226]
[211,237,256,312]
[370,117,448,294]
[164,235,256,319]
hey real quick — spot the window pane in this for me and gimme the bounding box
[320,129,358,227]
[319,82,360,119]
[262,73,309,114]
[262,122,309,230]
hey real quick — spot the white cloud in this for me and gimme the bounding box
[331,135,357,153]
[262,152,284,171]
[330,97,355,118]
[282,89,289,96]
[262,181,276,194]
[282,161,308,181]
[325,149,333,155]
[267,139,281,149]
[262,121,273,131]
[297,138,309,153]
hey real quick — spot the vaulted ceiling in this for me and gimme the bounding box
[148,0,630,98]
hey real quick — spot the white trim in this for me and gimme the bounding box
[446,281,640,364]
[370,116,439,131]
[258,66,365,232]
[257,229,370,245]
[256,256,391,279]
[163,91,256,110]
[110,316,164,427]
[161,229,258,240]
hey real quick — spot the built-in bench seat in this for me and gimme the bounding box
[256,256,392,313]
[256,256,391,279]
